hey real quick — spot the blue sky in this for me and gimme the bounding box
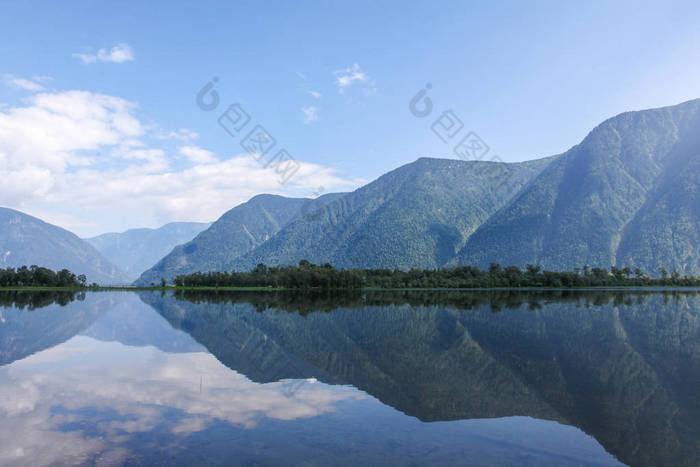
[1,0,700,236]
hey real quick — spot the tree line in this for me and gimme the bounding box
[172,260,700,289]
[0,266,87,288]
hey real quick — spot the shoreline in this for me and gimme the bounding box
[2,286,700,292]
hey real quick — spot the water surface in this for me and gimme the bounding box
[0,289,698,466]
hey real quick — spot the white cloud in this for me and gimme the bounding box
[0,89,361,236]
[73,43,134,64]
[308,90,322,99]
[180,145,218,164]
[2,74,45,92]
[301,106,318,124]
[160,128,199,142]
[333,63,374,94]
[0,90,142,174]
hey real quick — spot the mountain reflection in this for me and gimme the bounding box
[170,288,698,313]
[0,291,111,366]
[142,289,700,467]
[0,289,698,466]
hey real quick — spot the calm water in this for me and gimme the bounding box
[0,289,698,466]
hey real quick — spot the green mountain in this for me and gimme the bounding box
[136,193,346,285]
[139,99,699,279]
[85,222,211,280]
[458,98,700,274]
[0,207,129,284]
[138,157,551,283]
[229,157,551,271]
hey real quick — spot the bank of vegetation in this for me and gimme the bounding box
[0,266,87,288]
[173,261,700,289]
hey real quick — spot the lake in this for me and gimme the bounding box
[0,289,698,466]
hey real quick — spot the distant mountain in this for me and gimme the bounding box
[85,222,210,280]
[137,193,346,285]
[0,207,128,284]
[458,99,700,274]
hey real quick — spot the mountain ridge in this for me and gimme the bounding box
[137,156,555,283]
[0,207,129,284]
[457,97,700,274]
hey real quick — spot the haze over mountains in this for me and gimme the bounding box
[0,208,209,284]
[1,99,698,284]
[85,222,211,281]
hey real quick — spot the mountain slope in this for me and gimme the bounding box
[458,98,700,274]
[615,129,700,274]
[0,207,128,284]
[136,193,346,284]
[229,157,553,271]
[85,222,211,280]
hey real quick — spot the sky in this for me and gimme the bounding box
[1,0,700,236]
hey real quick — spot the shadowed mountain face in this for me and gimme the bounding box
[458,99,700,274]
[141,290,700,467]
[0,207,128,284]
[85,222,211,281]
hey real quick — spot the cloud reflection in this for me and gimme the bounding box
[0,336,364,466]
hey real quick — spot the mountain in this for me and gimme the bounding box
[140,99,700,279]
[229,157,552,272]
[0,207,129,284]
[85,222,210,280]
[136,193,346,285]
[138,157,552,284]
[458,98,700,274]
